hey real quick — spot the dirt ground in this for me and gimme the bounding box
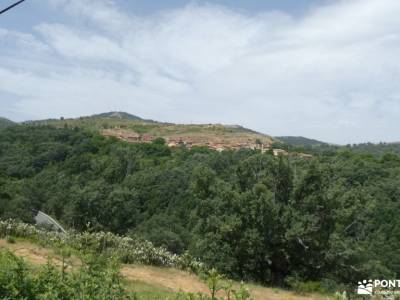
[121,265,326,300]
[0,239,328,300]
[0,239,63,266]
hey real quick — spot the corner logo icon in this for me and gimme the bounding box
[357,280,373,295]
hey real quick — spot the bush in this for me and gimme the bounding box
[0,250,35,299]
[6,235,16,243]
[0,249,134,299]
[286,279,327,295]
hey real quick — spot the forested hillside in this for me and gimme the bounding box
[275,136,327,147]
[0,117,14,129]
[1,124,400,292]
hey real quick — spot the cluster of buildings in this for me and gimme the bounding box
[166,137,273,153]
[101,128,312,158]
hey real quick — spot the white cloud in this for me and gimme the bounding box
[1,0,400,143]
[0,28,49,53]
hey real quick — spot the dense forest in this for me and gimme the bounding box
[1,124,400,291]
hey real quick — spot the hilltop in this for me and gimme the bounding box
[31,111,276,152]
[92,111,156,122]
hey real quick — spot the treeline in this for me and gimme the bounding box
[278,140,400,157]
[345,142,400,156]
[1,125,400,290]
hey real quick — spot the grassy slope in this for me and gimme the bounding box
[0,239,329,300]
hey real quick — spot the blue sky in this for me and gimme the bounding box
[2,0,333,23]
[114,1,334,16]
[1,0,400,144]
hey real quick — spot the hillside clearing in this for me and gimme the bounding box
[0,239,330,300]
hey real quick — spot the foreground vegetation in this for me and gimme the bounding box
[0,248,132,299]
[0,226,342,300]
[0,253,252,300]
[1,124,400,295]
[0,228,253,300]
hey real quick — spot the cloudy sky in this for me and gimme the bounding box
[1,0,400,144]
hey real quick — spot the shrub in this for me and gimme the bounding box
[286,279,327,295]
[6,235,16,243]
[0,248,135,299]
[0,250,35,299]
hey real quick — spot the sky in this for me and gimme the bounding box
[0,0,400,144]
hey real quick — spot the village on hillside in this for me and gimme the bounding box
[101,128,313,158]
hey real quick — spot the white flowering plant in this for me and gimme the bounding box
[0,219,204,272]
